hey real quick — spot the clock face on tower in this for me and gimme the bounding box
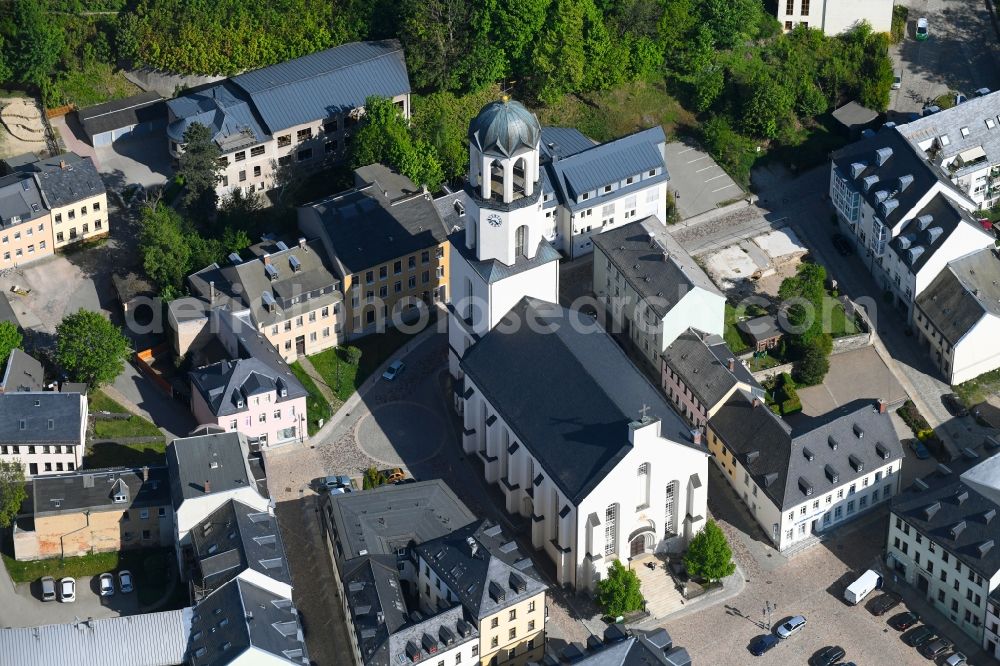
[487,214,503,228]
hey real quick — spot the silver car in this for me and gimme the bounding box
[892,71,902,90]
[99,573,114,597]
[776,615,806,639]
[40,576,56,602]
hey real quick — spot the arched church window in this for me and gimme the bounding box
[515,225,528,258]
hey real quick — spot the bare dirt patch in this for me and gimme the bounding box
[0,97,48,159]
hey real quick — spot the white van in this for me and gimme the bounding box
[844,569,882,605]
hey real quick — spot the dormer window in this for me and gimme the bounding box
[112,479,128,504]
[940,134,950,146]
[960,127,970,138]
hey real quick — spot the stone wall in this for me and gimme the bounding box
[124,68,226,98]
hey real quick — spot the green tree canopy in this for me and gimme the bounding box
[683,519,736,582]
[596,559,644,617]
[178,122,222,218]
[794,340,831,386]
[140,204,193,294]
[529,0,587,104]
[5,0,64,90]
[56,309,132,389]
[350,96,444,191]
[0,321,23,368]
[0,459,26,529]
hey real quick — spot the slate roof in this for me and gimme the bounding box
[188,577,307,665]
[0,172,46,227]
[431,189,471,235]
[167,432,254,509]
[300,165,451,276]
[592,217,721,319]
[340,555,411,665]
[543,126,668,212]
[737,315,783,343]
[448,228,561,285]
[888,193,988,274]
[539,127,596,160]
[897,90,1000,179]
[915,248,1000,345]
[461,297,696,503]
[166,82,268,151]
[76,90,165,139]
[190,499,291,596]
[831,129,965,229]
[230,40,410,135]
[709,393,904,510]
[324,480,476,561]
[190,355,306,417]
[14,153,104,209]
[32,466,170,517]
[0,349,44,392]
[415,519,546,619]
[892,467,1000,578]
[468,99,541,158]
[385,604,477,666]
[662,330,762,409]
[0,392,84,445]
[0,609,193,666]
[574,634,691,666]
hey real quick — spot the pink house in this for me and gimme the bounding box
[190,357,307,448]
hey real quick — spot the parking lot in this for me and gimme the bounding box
[0,573,141,628]
[664,140,744,219]
[890,0,1000,116]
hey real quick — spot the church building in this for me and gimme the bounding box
[447,98,708,592]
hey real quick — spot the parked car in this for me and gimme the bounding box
[870,592,901,616]
[59,577,76,602]
[893,71,903,90]
[748,634,779,656]
[889,611,920,631]
[831,233,853,256]
[40,576,56,602]
[313,475,352,492]
[942,393,968,417]
[118,570,134,594]
[916,17,929,40]
[945,651,967,666]
[382,360,405,381]
[811,645,845,666]
[919,637,953,658]
[776,615,807,639]
[99,573,114,597]
[908,438,930,460]
[955,93,968,105]
[905,625,937,647]
[922,105,941,116]
[975,88,991,97]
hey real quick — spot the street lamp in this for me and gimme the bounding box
[763,600,776,630]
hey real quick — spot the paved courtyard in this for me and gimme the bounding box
[795,346,907,418]
[664,141,744,219]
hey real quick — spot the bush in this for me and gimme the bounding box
[362,466,385,490]
[891,5,909,44]
[774,373,803,415]
[683,519,736,582]
[596,560,644,618]
[793,343,830,386]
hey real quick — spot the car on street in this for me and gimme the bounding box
[955,93,968,105]
[889,611,920,631]
[942,393,968,417]
[870,592,901,616]
[748,634,779,656]
[99,573,114,597]
[40,576,56,602]
[811,645,846,666]
[916,17,929,40]
[975,88,991,97]
[919,637,953,658]
[776,615,807,639]
[945,652,967,666]
[908,438,931,460]
[893,71,902,90]
[118,570,133,594]
[831,233,853,256]
[905,625,938,647]
[312,475,352,492]
[59,577,76,602]
[922,105,941,116]
[382,360,405,381]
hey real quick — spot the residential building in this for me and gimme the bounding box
[0,348,44,393]
[321,480,547,666]
[75,90,166,147]
[708,393,903,551]
[897,90,1000,210]
[829,129,993,319]
[538,126,670,258]
[0,171,52,268]
[174,237,343,361]
[13,466,172,560]
[166,432,270,555]
[661,329,764,428]
[592,217,725,370]
[914,248,1000,384]
[571,626,691,666]
[12,152,108,249]
[0,609,194,666]
[737,315,784,353]
[167,40,410,201]
[298,164,451,339]
[777,0,893,34]
[886,459,1000,646]
[0,390,87,477]
[987,591,1000,657]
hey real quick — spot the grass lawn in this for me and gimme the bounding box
[51,61,141,109]
[83,440,166,468]
[93,416,163,439]
[746,353,785,371]
[954,367,1000,406]
[352,318,435,386]
[723,303,751,355]
[289,362,332,437]
[825,296,859,338]
[308,347,359,403]
[89,389,130,414]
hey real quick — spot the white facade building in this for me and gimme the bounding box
[0,391,87,477]
[777,0,893,35]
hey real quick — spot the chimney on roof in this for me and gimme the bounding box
[262,253,271,265]
[662,251,671,262]
[204,479,211,493]
[752,396,762,409]
[209,280,216,303]
[59,160,66,170]
[647,232,656,245]
[466,536,478,559]
[421,184,429,199]
[727,358,735,372]
[298,237,306,251]
[877,399,887,414]
[141,466,149,482]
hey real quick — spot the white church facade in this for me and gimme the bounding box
[447,98,708,592]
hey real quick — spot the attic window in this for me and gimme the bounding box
[940,134,951,146]
[113,490,128,503]
[987,118,996,129]
[853,424,864,439]
[802,447,814,461]
[47,419,54,430]
[848,454,864,473]
[960,127,970,138]
[828,436,838,451]
[18,419,26,430]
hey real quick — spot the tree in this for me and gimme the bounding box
[55,309,132,388]
[529,0,587,104]
[0,36,12,85]
[0,460,26,529]
[362,466,385,489]
[683,519,736,582]
[596,559,644,617]
[140,204,193,293]
[344,346,362,366]
[700,0,763,50]
[741,74,794,139]
[794,341,830,386]
[0,321,22,368]
[350,96,445,191]
[400,0,475,91]
[6,0,63,90]
[177,122,222,217]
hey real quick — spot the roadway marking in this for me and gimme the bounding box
[712,183,738,192]
[678,147,695,154]
[687,155,709,163]
[695,165,715,173]
[706,174,728,182]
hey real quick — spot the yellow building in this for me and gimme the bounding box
[17,153,109,249]
[0,172,53,269]
[298,164,452,340]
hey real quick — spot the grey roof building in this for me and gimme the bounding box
[916,248,1000,348]
[0,609,194,666]
[190,355,306,418]
[187,576,308,665]
[886,192,984,274]
[166,82,268,151]
[0,391,85,446]
[75,90,165,147]
[572,628,692,666]
[461,297,695,504]
[30,466,170,517]
[0,349,44,392]
[166,432,260,510]
[0,172,46,228]
[13,152,104,210]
